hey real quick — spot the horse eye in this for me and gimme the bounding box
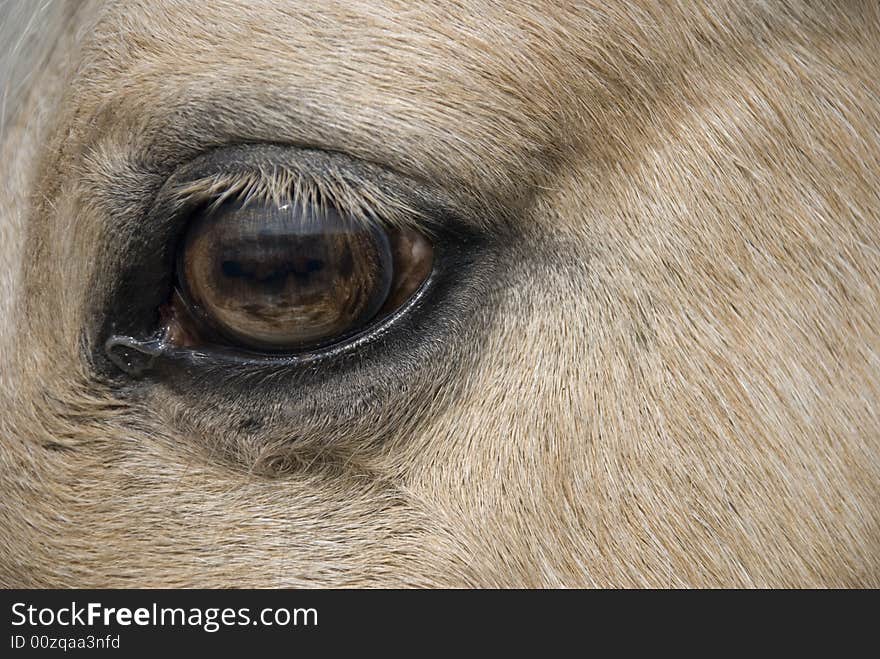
[175,201,433,351]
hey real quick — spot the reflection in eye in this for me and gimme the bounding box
[176,201,433,351]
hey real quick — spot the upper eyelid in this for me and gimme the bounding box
[164,145,458,239]
[82,141,493,253]
[172,166,426,233]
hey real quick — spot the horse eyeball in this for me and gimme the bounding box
[175,201,433,351]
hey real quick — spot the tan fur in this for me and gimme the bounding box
[1,0,879,587]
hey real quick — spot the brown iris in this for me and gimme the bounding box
[174,201,433,351]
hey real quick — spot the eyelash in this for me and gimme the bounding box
[171,164,430,237]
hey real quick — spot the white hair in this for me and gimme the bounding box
[0,0,69,132]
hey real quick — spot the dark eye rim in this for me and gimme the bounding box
[94,143,492,378]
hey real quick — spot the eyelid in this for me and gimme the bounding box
[169,148,441,239]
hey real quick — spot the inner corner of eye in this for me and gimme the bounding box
[166,197,434,353]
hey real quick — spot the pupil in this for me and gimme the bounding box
[180,201,393,350]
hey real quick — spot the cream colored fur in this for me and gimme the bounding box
[1,0,878,587]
